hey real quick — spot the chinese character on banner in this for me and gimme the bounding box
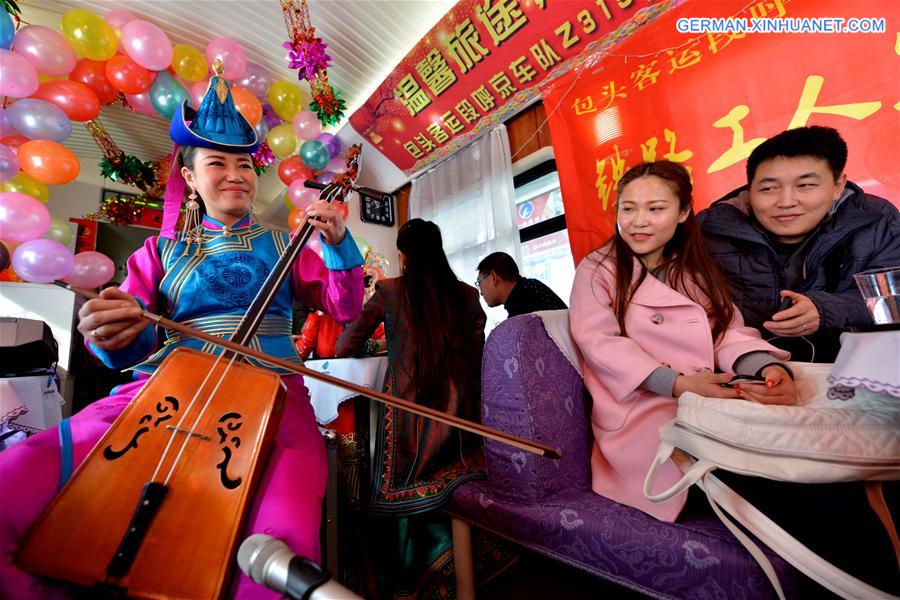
[417,50,457,96]
[394,75,431,116]
[475,0,528,47]
[448,19,491,74]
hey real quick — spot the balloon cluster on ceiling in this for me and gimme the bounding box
[0,5,354,286]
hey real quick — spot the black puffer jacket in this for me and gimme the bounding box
[698,182,900,362]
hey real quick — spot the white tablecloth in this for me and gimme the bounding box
[304,357,388,425]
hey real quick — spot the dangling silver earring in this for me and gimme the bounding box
[180,188,203,256]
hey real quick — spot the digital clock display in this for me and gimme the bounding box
[360,192,395,227]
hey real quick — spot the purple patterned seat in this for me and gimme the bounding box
[447,314,801,598]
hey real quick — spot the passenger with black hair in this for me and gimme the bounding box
[475,251,567,317]
[698,126,899,362]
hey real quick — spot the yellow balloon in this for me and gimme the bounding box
[0,172,51,203]
[268,81,305,121]
[172,44,208,82]
[61,10,117,61]
[43,213,74,245]
[267,124,298,158]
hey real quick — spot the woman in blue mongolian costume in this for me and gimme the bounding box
[0,62,365,598]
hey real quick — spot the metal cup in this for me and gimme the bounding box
[853,267,900,325]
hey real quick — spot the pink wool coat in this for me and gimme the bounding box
[569,251,789,522]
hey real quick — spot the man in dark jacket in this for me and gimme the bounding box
[476,252,567,317]
[698,126,899,362]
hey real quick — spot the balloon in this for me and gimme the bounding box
[105,54,153,95]
[0,9,13,50]
[64,251,115,288]
[149,71,188,120]
[0,49,39,98]
[31,79,101,121]
[262,104,282,129]
[17,140,80,185]
[236,62,271,98]
[42,212,74,245]
[326,155,348,173]
[277,155,312,186]
[0,145,17,182]
[13,25,76,77]
[231,87,262,125]
[354,236,371,258]
[306,235,324,259]
[122,20,172,71]
[60,10,117,61]
[0,172,49,202]
[315,171,336,185]
[104,9,138,47]
[7,99,72,142]
[253,118,269,145]
[267,124,297,158]
[205,37,246,79]
[0,108,14,137]
[188,79,209,109]
[292,110,322,141]
[334,202,349,221]
[315,132,342,158]
[69,58,118,104]
[268,81,304,121]
[172,44,207,82]
[0,191,50,241]
[299,140,329,171]
[287,208,306,230]
[286,179,319,212]
[124,90,156,116]
[0,241,9,272]
[11,238,73,283]
[0,134,27,155]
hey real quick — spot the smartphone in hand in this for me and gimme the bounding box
[720,374,767,388]
[776,296,793,312]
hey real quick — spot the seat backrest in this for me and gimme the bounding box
[481,313,592,503]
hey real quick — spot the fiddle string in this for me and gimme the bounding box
[151,177,350,485]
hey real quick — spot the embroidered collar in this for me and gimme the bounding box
[201,213,253,237]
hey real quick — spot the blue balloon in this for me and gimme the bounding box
[8,99,72,142]
[149,71,188,120]
[299,140,329,171]
[0,11,13,50]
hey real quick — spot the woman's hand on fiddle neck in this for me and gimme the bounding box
[306,200,346,246]
[77,286,148,351]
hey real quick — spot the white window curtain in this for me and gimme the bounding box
[409,125,520,331]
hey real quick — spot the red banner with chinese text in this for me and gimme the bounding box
[349,0,670,175]
[543,0,900,265]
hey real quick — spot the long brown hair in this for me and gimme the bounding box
[396,219,481,416]
[601,161,734,342]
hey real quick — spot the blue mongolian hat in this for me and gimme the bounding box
[161,59,260,238]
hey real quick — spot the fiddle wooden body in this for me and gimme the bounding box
[17,348,285,599]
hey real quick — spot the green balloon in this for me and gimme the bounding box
[150,71,189,120]
[299,140,329,171]
[43,213,74,245]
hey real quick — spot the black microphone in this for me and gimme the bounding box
[237,534,362,600]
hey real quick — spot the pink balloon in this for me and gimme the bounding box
[306,235,324,259]
[0,49,39,98]
[11,238,73,283]
[122,20,173,71]
[13,25,76,77]
[326,155,348,173]
[189,79,209,109]
[125,89,157,116]
[64,251,115,288]
[205,37,246,80]
[287,179,320,212]
[0,191,50,242]
[291,110,322,141]
[0,144,18,182]
[104,9,138,51]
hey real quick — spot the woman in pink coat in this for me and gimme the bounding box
[569,160,795,523]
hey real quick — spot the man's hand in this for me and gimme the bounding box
[764,290,820,337]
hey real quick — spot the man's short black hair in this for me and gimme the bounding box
[746,126,848,183]
[477,252,520,281]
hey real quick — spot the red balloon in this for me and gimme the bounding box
[0,134,29,155]
[69,58,118,104]
[105,54,153,95]
[287,208,306,230]
[334,202,349,220]
[30,80,100,122]
[277,155,313,186]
